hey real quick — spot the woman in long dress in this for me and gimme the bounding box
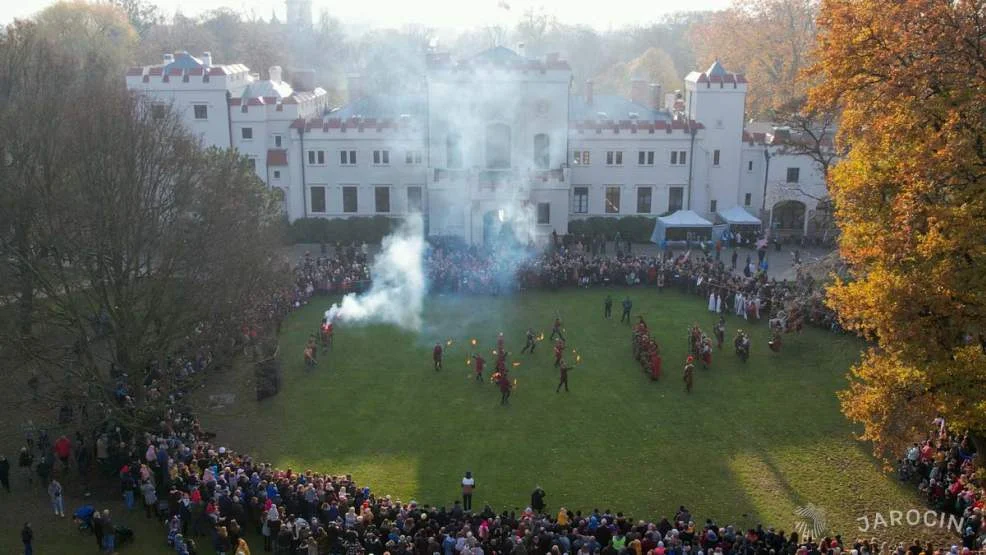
[708,291,716,312]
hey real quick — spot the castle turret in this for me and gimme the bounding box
[684,59,749,216]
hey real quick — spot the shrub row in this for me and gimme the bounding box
[289,215,659,245]
[567,216,657,243]
[289,216,399,244]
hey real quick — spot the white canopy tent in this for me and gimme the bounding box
[717,205,762,226]
[650,210,714,243]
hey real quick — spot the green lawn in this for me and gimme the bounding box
[203,287,928,541]
[0,287,941,555]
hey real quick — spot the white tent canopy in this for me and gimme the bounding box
[650,210,714,243]
[717,205,762,225]
[659,210,713,227]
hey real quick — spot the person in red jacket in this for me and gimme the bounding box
[498,372,512,405]
[553,339,565,367]
[433,342,443,371]
[496,332,505,356]
[54,435,71,471]
[649,344,662,381]
[472,354,486,382]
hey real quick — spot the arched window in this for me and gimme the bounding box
[534,133,550,169]
[486,123,511,169]
[446,132,462,169]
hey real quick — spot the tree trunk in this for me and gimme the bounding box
[14,220,34,337]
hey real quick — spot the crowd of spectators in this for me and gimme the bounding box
[288,238,838,333]
[17,237,978,555]
[900,420,983,549]
[67,400,980,555]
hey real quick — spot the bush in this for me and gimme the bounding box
[289,216,398,244]
[567,216,656,243]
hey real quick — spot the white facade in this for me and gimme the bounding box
[126,50,828,244]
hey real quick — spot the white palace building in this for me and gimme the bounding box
[125,47,828,245]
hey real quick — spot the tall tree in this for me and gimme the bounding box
[514,7,557,56]
[692,0,818,117]
[33,1,138,72]
[111,0,162,37]
[0,40,285,430]
[811,0,986,460]
[0,21,78,336]
[593,47,681,97]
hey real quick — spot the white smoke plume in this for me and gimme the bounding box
[325,213,427,330]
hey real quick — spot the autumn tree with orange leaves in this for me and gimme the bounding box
[811,0,986,461]
[692,0,818,117]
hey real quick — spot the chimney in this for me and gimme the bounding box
[649,83,662,110]
[516,42,526,58]
[585,80,594,105]
[630,78,648,106]
[347,73,363,103]
[202,51,213,67]
[163,52,175,65]
[269,66,283,83]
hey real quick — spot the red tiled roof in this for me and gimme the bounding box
[126,67,144,76]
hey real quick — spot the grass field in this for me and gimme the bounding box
[0,287,944,554]
[201,287,930,542]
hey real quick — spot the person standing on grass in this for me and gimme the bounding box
[556,360,571,393]
[141,478,158,518]
[530,486,546,514]
[683,356,695,393]
[21,522,33,555]
[461,471,475,511]
[498,372,512,406]
[604,295,613,319]
[18,447,33,487]
[36,455,51,488]
[521,328,537,354]
[473,354,486,382]
[48,477,64,516]
[101,509,115,554]
[433,342,443,371]
[54,434,71,472]
[92,508,104,550]
[621,296,633,323]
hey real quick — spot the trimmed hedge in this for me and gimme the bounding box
[567,216,657,243]
[289,216,399,244]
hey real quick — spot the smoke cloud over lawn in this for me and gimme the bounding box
[326,214,427,330]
